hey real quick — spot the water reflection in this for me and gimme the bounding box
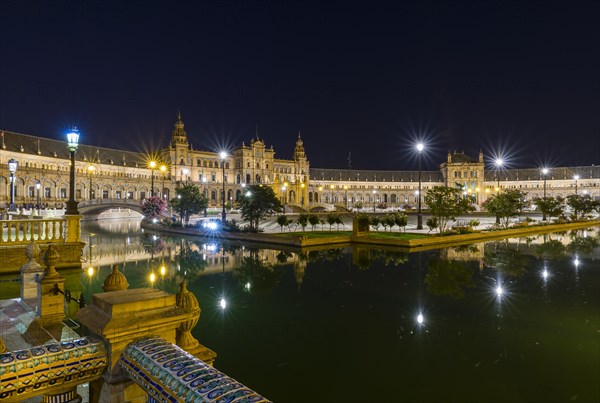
[69,221,600,403]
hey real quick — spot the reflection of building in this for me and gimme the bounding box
[2,117,598,210]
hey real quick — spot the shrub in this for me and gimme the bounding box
[426,217,438,233]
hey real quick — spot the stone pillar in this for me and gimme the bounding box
[42,388,82,403]
[36,245,65,326]
[175,281,217,365]
[64,214,82,243]
[76,289,195,403]
[20,241,43,308]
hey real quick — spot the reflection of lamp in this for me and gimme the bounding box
[8,159,18,212]
[573,174,579,195]
[65,127,80,215]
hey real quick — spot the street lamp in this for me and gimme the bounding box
[87,165,95,200]
[35,181,41,211]
[494,158,503,224]
[416,142,424,229]
[8,159,18,212]
[281,184,287,213]
[65,127,80,215]
[330,184,335,205]
[573,174,579,195]
[149,160,157,197]
[160,165,167,199]
[343,185,348,209]
[318,186,323,203]
[220,151,227,223]
[372,189,377,212]
[541,167,549,221]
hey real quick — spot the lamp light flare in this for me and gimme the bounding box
[219,151,228,159]
[542,168,549,175]
[496,286,503,296]
[160,265,166,276]
[495,158,503,167]
[416,143,424,152]
[220,297,227,310]
[87,266,94,277]
[574,258,580,268]
[542,269,549,279]
[417,313,424,325]
[149,273,156,283]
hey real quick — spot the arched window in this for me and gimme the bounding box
[211,190,216,200]
[246,174,251,183]
[236,189,241,200]
[255,174,261,183]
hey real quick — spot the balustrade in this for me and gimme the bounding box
[0,218,66,244]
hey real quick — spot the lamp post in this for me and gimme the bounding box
[494,158,503,224]
[281,184,287,213]
[318,186,323,203]
[573,174,579,195]
[220,151,227,223]
[87,165,95,200]
[372,189,377,212]
[149,161,156,197]
[541,167,549,221]
[160,165,167,199]
[343,185,348,210]
[35,181,41,211]
[416,143,424,229]
[8,159,17,212]
[65,127,80,215]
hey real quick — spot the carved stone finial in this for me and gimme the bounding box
[175,280,200,350]
[0,337,7,354]
[41,245,60,279]
[102,264,129,292]
[25,241,41,262]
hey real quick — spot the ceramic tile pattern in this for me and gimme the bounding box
[0,337,106,400]
[120,337,270,403]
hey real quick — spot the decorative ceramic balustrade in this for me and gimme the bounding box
[0,337,107,401]
[0,219,65,245]
[120,337,270,403]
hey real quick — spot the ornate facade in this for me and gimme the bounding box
[1,114,598,213]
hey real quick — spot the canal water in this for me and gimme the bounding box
[34,220,600,401]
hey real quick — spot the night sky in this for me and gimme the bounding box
[1,0,598,170]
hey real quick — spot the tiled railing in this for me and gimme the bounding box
[0,337,107,401]
[120,337,270,403]
[0,219,65,245]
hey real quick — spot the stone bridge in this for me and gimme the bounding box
[77,198,143,216]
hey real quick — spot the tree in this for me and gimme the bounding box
[169,183,208,225]
[383,214,396,231]
[276,215,290,232]
[141,196,167,220]
[566,194,597,220]
[394,212,408,232]
[533,196,564,221]
[238,185,282,232]
[424,186,475,233]
[426,217,438,233]
[308,214,320,231]
[483,189,527,228]
[326,213,338,230]
[370,216,380,231]
[297,213,309,231]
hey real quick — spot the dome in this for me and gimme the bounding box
[102,264,129,292]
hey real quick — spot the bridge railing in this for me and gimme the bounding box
[0,218,66,245]
[78,198,142,208]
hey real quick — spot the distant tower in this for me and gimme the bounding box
[294,131,310,207]
[169,111,190,184]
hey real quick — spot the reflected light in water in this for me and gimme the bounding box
[160,265,166,276]
[87,266,94,277]
[244,282,251,292]
[496,285,503,297]
[220,297,227,310]
[573,257,580,268]
[417,312,424,325]
[542,269,549,280]
[149,272,156,284]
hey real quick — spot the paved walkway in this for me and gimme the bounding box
[194,212,554,235]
